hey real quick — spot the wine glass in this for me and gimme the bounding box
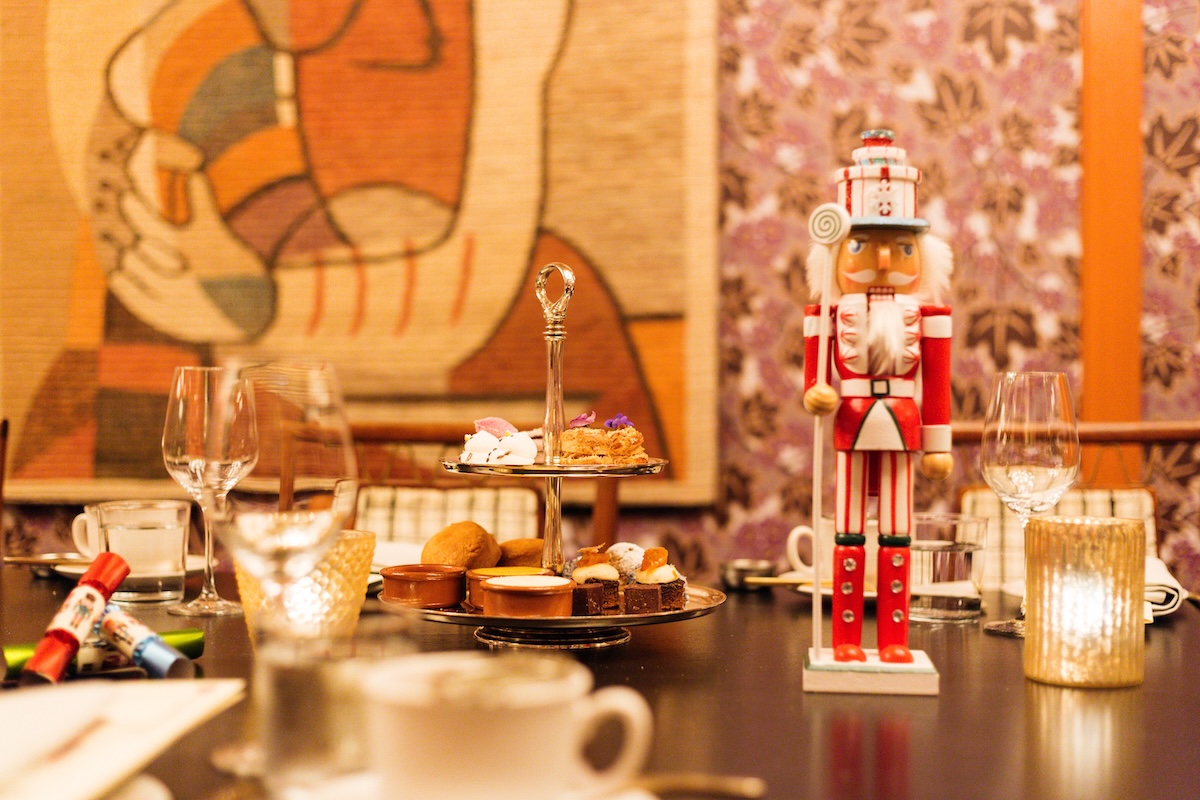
[222,359,359,639]
[210,359,358,778]
[979,371,1080,636]
[162,366,258,617]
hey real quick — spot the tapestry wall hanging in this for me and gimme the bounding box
[1,0,719,505]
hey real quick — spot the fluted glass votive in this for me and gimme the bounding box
[236,528,376,640]
[1024,516,1145,687]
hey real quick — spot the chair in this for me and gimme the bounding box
[0,419,7,557]
[350,422,547,548]
[350,421,620,548]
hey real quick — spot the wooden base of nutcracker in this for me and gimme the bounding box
[802,649,939,696]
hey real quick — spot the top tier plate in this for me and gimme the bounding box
[442,458,667,477]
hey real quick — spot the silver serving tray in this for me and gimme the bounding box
[442,458,667,478]
[380,583,725,629]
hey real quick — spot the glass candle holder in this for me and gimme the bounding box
[235,528,376,641]
[1024,516,1145,687]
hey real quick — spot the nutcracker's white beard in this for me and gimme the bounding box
[867,296,908,375]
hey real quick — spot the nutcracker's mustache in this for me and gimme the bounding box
[842,269,918,287]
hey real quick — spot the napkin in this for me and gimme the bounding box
[372,540,423,570]
[1145,556,1185,618]
[0,679,244,800]
[997,557,1186,623]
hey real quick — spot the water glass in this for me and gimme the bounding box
[256,612,418,797]
[909,513,988,623]
[90,500,191,604]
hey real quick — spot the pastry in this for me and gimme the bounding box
[558,414,649,464]
[421,521,502,570]
[570,546,621,612]
[622,583,662,614]
[498,538,544,568]
[606,542,645,584]
[627,546,686,612]
[571,581,605,616]
[460,430,537,465]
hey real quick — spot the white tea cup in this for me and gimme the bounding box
[786,518,880,591]
[361,651,653,799]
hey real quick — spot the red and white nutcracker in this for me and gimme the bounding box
[803,130,954,664]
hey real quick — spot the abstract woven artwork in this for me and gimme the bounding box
[1,0,719,505]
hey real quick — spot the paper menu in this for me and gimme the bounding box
[0,679,244,800]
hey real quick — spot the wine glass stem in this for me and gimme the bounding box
[196,490,226,601]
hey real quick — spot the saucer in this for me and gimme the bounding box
[285,772,658,800]
[779,570,878,601]
[52,555,206,580]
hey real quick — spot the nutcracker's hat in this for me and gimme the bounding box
[834,130,928,232]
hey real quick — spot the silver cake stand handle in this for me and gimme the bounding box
[536,262,575,573]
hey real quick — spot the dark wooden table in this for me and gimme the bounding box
[2,565,1198,800]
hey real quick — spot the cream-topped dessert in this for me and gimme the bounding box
[606,542,645,584]
[625,547,686,612]
[572,546,620,612]
[460,430,537,465]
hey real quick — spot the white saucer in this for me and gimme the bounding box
[53,555,206,580]
[779,570,879,600]
[281,772,657,800]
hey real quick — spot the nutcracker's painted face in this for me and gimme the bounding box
[836,228,922,295]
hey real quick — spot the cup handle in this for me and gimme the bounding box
[71,513,96,557]
[570,685,653,798]
[786,525,816,575]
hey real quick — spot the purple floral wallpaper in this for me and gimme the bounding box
[1142,0,1200,590]
[710,0,1080,567]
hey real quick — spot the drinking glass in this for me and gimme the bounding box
[979,371,1080,636]
[162,366,258,617]
[211,359,358,779]
[222,359,359,639]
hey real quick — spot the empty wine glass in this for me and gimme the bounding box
[979,371,1080,636]
[222,359,359,639]
[162,366,258,617]
[209,359,358,779]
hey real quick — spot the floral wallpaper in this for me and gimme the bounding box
[710,0,1081,568]
[619,0,1200,595]
[1141,0,1200,590]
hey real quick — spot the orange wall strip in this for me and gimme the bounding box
[1079,0,1144,485]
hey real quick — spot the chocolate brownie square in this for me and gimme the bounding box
[623,583,662,614]
[660,578,687,611]
[572,582,604,616]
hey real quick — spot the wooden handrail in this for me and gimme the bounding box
[951,419,1200,445]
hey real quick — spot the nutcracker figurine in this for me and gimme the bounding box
[803,130,954,664]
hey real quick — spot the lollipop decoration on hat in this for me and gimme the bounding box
[801,130,953,694]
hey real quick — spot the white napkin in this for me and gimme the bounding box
[1145,556,1185,618]
[372,540,423,570]
[995,557,1186,623]
[0,679,244,800]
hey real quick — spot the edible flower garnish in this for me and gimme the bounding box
[569,411,596,428]
[474,417,518,438]
[604,413,633,429]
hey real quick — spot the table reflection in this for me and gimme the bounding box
[1024,681,1143,800]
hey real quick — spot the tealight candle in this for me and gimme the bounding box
[1024,516,1145,687]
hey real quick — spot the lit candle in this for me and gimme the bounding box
[1024,516,1144,687]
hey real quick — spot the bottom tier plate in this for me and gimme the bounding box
[379,585,725,649]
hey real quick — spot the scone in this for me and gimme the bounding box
[498,538,544,568]
[421,521,501,570]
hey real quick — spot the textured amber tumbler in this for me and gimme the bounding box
[236,529,376,640]
[1024,516,1144,687]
